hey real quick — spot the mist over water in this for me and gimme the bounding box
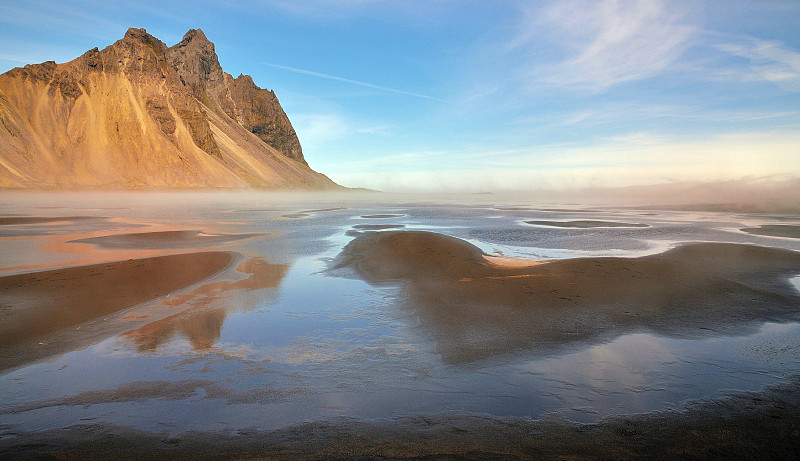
[1,190,799,437]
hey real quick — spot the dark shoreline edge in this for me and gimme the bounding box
[2,376,799,460]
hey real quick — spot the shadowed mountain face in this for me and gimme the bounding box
[0,28,337,189]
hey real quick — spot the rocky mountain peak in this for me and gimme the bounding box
[124,27,150,40]
[167,28,223,96]
[0,28,332,188]
[120,28,167,54]
[182,28,210,45]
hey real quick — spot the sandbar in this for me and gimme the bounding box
[278,207,347,219]
[69,230,261,249]
[0,251,234,370]
[360,214,404,218]
[0,216,97,225]
[335,231,800,363]
[352,224,405,230]
[741,224,800,239]
[525,219,648,228]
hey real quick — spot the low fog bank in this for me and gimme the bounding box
[366,177,800,213]
[1,177,797,213]
[589,177,800,213]
[378,177,800,213]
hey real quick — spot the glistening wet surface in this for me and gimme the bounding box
[1,192,800,438]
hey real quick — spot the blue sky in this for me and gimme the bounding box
[1,0,799,192]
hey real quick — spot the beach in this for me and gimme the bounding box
[1,191,799,459]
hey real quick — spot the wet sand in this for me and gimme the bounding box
[2,376,798,460]
[2,196,800,459]
[351,224,405,230]
[525,219,648,228]
[335,231,800,363]
[742,224,800,239]
[0,252,234,370]
[0,216,97,225]
[69,230,262,249]
[360,214,404,218]
[278,207,347,219]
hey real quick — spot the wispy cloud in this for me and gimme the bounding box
[266,63,444,101]
[534,104,800,128]
[0,1,124,42]
[522,0,696,92]
[715,37,800,91]
[291,111,392,161]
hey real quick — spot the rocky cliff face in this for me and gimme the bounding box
[0,28,335,188]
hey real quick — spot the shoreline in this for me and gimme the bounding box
[2,375,798,460]
[2,205,800,459]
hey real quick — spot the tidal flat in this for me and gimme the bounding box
[1,191,800,459]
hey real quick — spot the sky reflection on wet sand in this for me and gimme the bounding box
[1,191,799,436]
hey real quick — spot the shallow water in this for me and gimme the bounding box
[1,191,800,436]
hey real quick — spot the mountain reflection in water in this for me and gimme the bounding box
[124,258,289,352]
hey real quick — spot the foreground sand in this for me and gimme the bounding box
[0,252,234,371]
[335,231,800,363]
[2,376,798,460]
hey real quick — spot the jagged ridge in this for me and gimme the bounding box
[0,28,336,188]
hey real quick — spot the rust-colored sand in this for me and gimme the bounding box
[0,251,233,370]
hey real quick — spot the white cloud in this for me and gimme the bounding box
[292,113,350,150]
[331,130,800,192]
[517,0,696,92]
[715,38,800,91]
[265,63,443,101]
[292,112,392,157]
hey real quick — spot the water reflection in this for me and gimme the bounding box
[124,257,290,352]
[2,194,800,441]
[335,231,800,364]
[0,251,234,371]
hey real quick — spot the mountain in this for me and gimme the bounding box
[0,28,338,189]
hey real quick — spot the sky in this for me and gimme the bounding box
[1,0,799,192]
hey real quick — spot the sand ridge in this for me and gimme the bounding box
[741,224,800,239]
[0,216,99,225]
[335,230,800,363]
[524,219,648,228]
[68,229,264,249]
[0,251,235,371]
